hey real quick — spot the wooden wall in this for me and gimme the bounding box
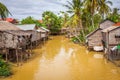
[87,30,102,47]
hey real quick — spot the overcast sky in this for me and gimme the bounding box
[0,0,120,20]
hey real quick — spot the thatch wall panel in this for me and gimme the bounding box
[41,32,46,38]
[109,28,120,45]
[87,30,102,47]
[0,30,32,49]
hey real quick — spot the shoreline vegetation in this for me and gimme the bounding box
[0,0,120,77]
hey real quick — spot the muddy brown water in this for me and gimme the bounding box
[1,36,120,80]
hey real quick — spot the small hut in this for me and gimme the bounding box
[86,19,115,51]
[102,24,120,49]
[37,27,50,39]
[102,23,120,60]
[17,24,41,47]
[0,21,21,51]
[0,21,32,63]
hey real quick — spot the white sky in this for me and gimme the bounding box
[0,0,120,20]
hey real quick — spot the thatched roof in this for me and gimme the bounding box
[0,30,32,36]
[86,28,102,38]
[7,30,31,36]
[0,21,21,30]
[100,19,115,29]
[16,24,36,30]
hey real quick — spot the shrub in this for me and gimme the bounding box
[0,55,11,77]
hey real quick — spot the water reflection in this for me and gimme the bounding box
[2,36,120,80]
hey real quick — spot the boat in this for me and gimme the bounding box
[93,46,103,51]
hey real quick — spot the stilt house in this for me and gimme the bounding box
[86,19,115,49]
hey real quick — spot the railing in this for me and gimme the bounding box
[109,49,120,60]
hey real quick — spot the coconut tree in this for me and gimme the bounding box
[65,0,83,29]
[97,0,112,19]
[65,0,84,39]
[108,8,120,22]
[84,0,112,28]
[83,0,99,29]
[0,2,11,19]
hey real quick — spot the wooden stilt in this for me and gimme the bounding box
[20,50,23,66]
[16,49,19,66]
[30,42,32,53]
[5,48,8,62]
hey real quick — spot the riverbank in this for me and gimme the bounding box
[1,36,120,80]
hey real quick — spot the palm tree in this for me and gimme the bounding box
[65,0,83,29]
[83,0,99,29]
[83,0,98,15]
[97,0,112,19]
[108,8,120,22]
[84,0,112,28]
[0,2,11,19]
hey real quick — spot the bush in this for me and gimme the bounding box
[0,55,11,77]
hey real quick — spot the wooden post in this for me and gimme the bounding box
[107,31,110,60]
[16,48,19,66]
[5,48,8,62]
[20,49,23,66]
[30,42,32,53]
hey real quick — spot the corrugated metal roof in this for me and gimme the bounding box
[40,27,49,32]
[37,28,46,32]
[0,21,21,30]
[16,24,36,30]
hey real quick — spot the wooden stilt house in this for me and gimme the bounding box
[37,27,50,40]
[17,24,41,47]
[0,21,32,64]
[86,19,115,50]
[102,22,120,60]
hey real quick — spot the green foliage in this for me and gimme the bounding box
[59,12,70,28]
[21,16,44,27]
[0,2,11,19]
[21,16,36,24]
[108,8,120,22]
[42,11,62,34]
[0,55,11,77]
[65,0,83,28]
[64,0,112,44]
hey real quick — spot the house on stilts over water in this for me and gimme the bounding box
[0,21,32,65]
[36,26,50,40]
[17,24,50,47]
[0,21,50,65]
[86,19,115,51]
[102,22,120,61]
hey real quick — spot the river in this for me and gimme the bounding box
[1,36,120,80]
